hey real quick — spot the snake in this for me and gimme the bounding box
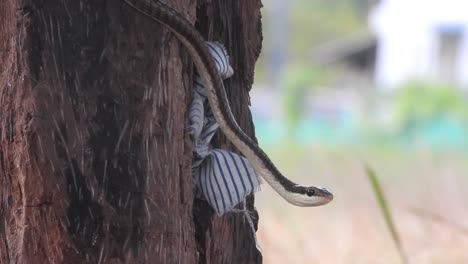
[123,0,333,207]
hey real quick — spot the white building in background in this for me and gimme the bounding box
[370,0,468,89]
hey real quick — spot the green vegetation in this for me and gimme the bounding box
[366,166,408,264]
[288,0,367,59]
[282,64,329,126]
[393,81,468,131]
[256,0,369,80]
[254,2,468,263]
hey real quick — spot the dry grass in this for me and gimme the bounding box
[255,146,468,264]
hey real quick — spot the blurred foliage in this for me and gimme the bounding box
[288,0,367,59]
[255,0,369,81]
[366,166,408,264]
[393,81,468,130]
[282,63,329,126]
[253,1,468,151]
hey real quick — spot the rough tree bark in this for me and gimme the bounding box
[1,0,262,263]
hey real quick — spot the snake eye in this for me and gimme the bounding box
[306,187,315,197]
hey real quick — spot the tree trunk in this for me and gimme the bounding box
[0,0,262,263]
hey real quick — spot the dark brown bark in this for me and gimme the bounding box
[0,0,262,263]
[194,1,263,263]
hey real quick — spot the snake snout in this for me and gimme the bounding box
[318,187,334,201]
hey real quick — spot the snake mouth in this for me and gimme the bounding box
[317,188,334,205]
[319,188,334,200]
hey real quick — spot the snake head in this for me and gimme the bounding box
[285,185,334,207]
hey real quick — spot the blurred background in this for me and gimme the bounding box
[251,0,468,263]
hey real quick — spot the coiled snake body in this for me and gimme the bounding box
[123,0,333,207]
